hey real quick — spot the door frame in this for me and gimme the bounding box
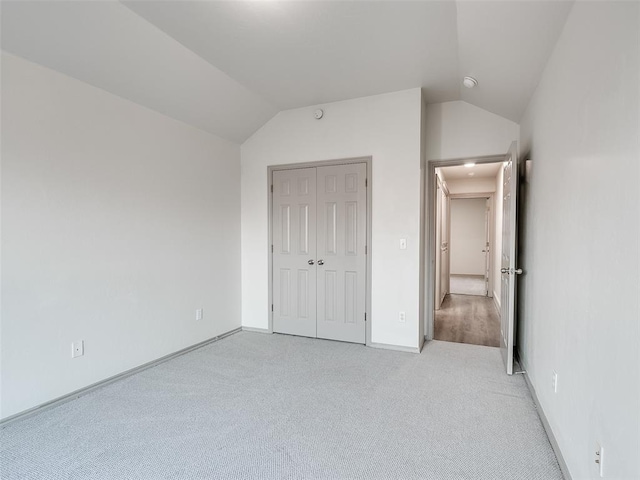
[267,156,373,346]
[423,154,504,341]
[448,193,495,298]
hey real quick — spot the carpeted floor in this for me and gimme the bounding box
[450,274,486,296]
[0,332,563,480]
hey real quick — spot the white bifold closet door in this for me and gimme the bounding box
[272,163,366,344]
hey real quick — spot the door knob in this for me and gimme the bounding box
[501,267,524,275]
[308,259,315,265]
[317,259,324,266]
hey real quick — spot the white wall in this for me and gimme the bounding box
[492,166,504,305]
[425,101,519,161]
[241,89,422,349]
[1,53,242,419]
[518,3,639,479]
[449,198,486,276]
[418,98,427,346]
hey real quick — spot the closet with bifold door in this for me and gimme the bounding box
[271,163,367,344]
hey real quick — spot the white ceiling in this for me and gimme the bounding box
[1,1,574,143]
[440,162,502,181]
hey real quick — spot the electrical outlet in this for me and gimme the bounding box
[595,442,604,477]
[196,308,203,321]
[398,311,406,323]
[552,371,558,393]
[71,340,84,358]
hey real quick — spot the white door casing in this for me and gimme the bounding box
[272,168,317,338]
[435,176,442,310]
[316,164,367,344]
[500,141,520,375]
[272,163,367,344]
[441,186,450,301]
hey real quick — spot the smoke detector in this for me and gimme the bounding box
[463,76,478,89]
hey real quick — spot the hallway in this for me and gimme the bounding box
[434,294,500,347]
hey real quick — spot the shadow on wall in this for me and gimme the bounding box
[424,101,443,159]
[516,156,530,360]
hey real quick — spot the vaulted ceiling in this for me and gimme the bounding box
[1,1,574,143]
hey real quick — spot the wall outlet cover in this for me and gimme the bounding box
[72,340,84,358]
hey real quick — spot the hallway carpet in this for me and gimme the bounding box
[0,332,562,480]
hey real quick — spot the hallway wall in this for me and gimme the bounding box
[518,2,639,478]
[449,198,486,276]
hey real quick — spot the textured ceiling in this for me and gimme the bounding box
[1,1,574,143]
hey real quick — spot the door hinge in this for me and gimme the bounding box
[271,304,274,312]
[270,184,273,193]
[364,313,367,322]
[365,245,367,254]
[365,178,368,187]
[271,244,274,253]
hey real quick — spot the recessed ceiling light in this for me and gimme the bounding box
[468,172,475,176]
[463,76,478,88]
[464,162,476,168]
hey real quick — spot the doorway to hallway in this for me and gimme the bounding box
[425,143,522,374]
[430,159,505,348]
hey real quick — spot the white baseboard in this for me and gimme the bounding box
[242,326,272,334]
[520,362,572,480]
[368,341,421,354]
[0,327,242,427]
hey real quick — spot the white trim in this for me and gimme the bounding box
[0,327,242,427]
[521,365,573,480]
[267,157,373,346]
[493,290,501,311]
[369,341,421,354]
[242,326,271,334]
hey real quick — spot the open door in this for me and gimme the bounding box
[500,142,521,375]
[484,199,491,296]
[434,172,450,310]
[441,187,450,301]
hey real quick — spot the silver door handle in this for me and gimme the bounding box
[317,259,324,266]
[308,259,315,265]
[482,250,488,252]
[501,268,523,275]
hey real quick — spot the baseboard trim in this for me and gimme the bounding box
[492,291,501,311]
[368,341,421,354]
[242,326,272,334]
[0,327,242,428]
[521,367,572,480]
